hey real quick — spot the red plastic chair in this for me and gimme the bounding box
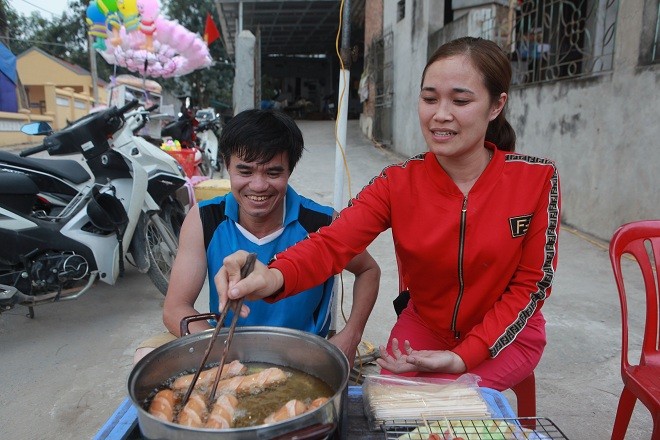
[609,220,660,440]
[511,372,536,429]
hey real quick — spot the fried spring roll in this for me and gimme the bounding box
[204,394,239,429]
[307,397,329,410]
[176,392,208,427]
[216,367,287,395]
[148,389,179,422]
[172,360,247,391]
[263,399,308,424]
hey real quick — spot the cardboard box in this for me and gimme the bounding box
[194,178,231,201]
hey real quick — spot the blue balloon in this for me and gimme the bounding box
[86,1,106,24]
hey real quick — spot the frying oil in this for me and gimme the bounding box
[145,361,333,428]
[232,362,333,428]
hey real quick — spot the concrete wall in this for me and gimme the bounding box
[384,0,433,157]
[360,0,385,139]
[379,0,659,241]
[0,111,53,148]
[0,81,98,148]
[17,49,98,100]
[233,30,257,114]
[507,0,659,241]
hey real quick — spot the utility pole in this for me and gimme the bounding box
[333,0,352,212]
[88,34,99,105]
[330,0,352,338]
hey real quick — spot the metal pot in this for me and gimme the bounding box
[128,326,349,440]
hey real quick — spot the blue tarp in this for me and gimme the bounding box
[0,41,18,112]
[0,41,17,84]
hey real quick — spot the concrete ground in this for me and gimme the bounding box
[0,120,653,439]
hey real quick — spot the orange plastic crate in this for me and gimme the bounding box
[165,149,197,178]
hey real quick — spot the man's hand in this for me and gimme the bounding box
[376,338,466,374]
[214,250,284,317]
[328,328,362,368]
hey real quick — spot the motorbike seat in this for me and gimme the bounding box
[0,172,39,195]
[0,173,39,214]
[161,119,188,139]
[0,150,91,185]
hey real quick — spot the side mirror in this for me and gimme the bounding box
[21,121,53,136]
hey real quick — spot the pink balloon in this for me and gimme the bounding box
[171,26,196,52]
[119,27,132,50]
[154,17,174,46]
[98,14,211,77]
[137,0,159,20]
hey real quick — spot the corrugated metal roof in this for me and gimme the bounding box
[214,0,364,58]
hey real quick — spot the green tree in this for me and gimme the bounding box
[160,0,233,110]
[0,0,233,109]
[1,0,118,83]
[1,1,32,51]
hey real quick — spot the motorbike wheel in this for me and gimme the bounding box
[134,214,178,295]
[198,152,213,177]
[159,197,186,239]
[214,157,225,176]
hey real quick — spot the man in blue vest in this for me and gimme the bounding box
[158,109,380,366]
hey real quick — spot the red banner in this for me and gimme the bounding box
[204,12,220,45]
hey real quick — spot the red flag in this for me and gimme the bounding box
[204,12,220,45]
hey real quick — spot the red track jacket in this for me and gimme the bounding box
[270,143,560,369]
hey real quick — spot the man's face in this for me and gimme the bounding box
[227,152,291,225]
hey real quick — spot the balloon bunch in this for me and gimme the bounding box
[86,0,213,78]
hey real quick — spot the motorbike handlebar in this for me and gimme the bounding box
[196,120,218,131]
[19,143,49,157]
[116,99,140,117]
[145,104,159,113]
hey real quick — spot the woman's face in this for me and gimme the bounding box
[418,54,506,160]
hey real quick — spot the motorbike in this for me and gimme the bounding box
[0,100,190,318]
[153,103,217,178]
[194,107,222,175]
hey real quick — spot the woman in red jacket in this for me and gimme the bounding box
[215,37,560,391]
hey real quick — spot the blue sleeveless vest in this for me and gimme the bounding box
[198,186,335,336]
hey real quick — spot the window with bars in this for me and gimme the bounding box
[638,0,660,64]
[495,0,620,85]
[655,6,660,62]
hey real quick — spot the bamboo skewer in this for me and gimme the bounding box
[443,416,456,439]
[365,379,490,421]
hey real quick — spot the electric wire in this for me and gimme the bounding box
[333,0,353,202]
[0,35,70,47]
[332,0,375,384]
[10,0,58,17]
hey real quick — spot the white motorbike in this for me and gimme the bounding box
[195,108,222,175]
[0,100,190,317]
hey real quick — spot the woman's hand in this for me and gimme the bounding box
[376,338,466,374]
[213,250,284,317]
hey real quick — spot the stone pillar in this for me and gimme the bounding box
[43,83,58,129]
[63,87,76,123]
[233,30,256,115]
